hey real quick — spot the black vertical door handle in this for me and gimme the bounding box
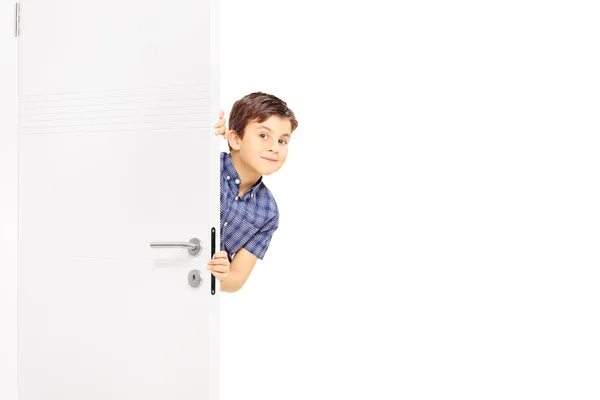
[211,227,216,295]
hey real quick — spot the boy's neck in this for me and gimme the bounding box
[230,151,262,196]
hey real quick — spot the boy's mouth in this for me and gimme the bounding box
[261,156,278,162]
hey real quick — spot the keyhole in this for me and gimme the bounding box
[188,269,201,288]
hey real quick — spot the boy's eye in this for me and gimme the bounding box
[259,133,267,138]
[279,139,288,145]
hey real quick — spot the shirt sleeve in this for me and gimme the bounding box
[243,214,279,260]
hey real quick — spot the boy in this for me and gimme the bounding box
[207,92,298,292]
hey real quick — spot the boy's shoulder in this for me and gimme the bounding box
[256,180,279,213]
[250,176,279,222]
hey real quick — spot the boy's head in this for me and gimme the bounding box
[227,92,298,176]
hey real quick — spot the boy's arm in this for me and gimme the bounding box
[219,248,258,293]
[220,214,278,292]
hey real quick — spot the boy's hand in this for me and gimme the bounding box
[207,250,230,282]
[213,109,231,139]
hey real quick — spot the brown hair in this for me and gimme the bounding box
[228,92,298,150]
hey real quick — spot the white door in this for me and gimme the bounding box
[17,0,220,399]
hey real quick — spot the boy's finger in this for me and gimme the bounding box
[211,251,228,260]
[208,258,228,266]
[212,255,227,263]
[208,265,228,276]
[212,272,227,281]
[207,263,225,272]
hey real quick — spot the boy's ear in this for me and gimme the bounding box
[227,130,241,151]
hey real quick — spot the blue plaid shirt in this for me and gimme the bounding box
[220,152,279,260]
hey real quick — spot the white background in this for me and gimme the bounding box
[217,1,600,399]
[3,1,600,399]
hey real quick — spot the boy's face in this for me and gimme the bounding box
[237,115,292,176]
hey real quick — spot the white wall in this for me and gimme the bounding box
[0,2,18,400]
[218,1,600,399]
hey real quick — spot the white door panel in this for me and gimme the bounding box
[18,0,220,398]
[0,3,19,399]
[19,0,212,91]
[19,130,213,259]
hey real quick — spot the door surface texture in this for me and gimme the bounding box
[17,0,220,399]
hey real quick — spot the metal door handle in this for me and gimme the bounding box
[149,238,202,256]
